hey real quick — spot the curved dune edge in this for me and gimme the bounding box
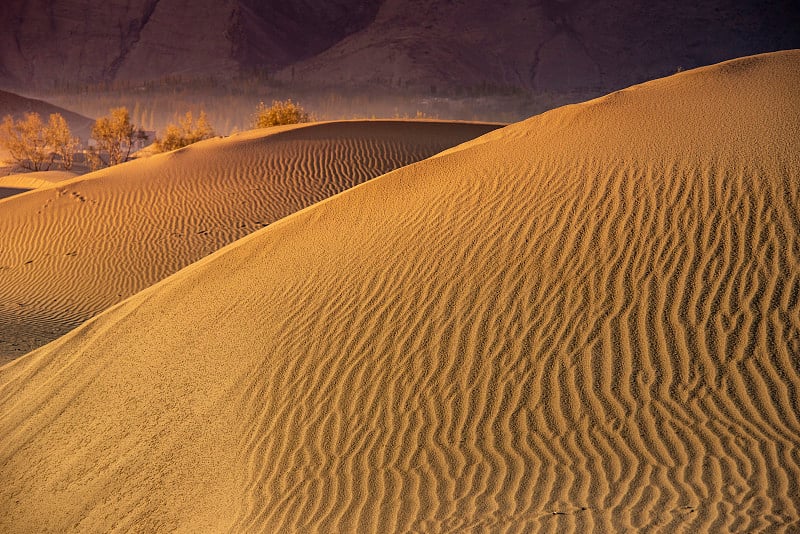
[0,120,501,362]
[0,170,79,192]
[1,51,799,532]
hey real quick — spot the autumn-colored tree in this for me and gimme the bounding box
[91,107,136,166]
[84,146,104,172]
[45,113,80,170]
[0,113,50,171]
[155,111,214,152]
[0,112,81,171]
[252,100,310,128]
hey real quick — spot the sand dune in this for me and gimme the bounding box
[0,120,500,361]
[0,170,77,200]
[0,170,78,192]
[1,51,799,532]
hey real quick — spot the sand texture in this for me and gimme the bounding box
[0,170,79,192]
[0,120,500,361]
[1,51,799,532]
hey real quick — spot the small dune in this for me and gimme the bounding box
[0,120,500,361]
[0,170,79,193]
[0,51,798,532]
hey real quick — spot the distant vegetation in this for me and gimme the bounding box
[34,75,588,135]
[253,100,310,128]
[34,75,593,137]
[0,112,79,171]
[155,111,214,152]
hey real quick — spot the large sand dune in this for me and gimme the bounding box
[1,51,799,532]
[0,120,500,361]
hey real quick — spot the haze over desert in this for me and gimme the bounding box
[1,2,799,533]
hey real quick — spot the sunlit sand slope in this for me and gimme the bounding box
[0,170,78,193]
[1,51,798,533]
[0,120,500,361]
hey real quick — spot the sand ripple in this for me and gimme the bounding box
[0,51,798,532]
[0,121,500,361]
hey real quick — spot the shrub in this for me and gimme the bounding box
[252,99,310,128]
[155,111,214,152]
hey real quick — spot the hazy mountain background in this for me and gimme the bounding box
[1,0,797,132]
[1,0,797,92]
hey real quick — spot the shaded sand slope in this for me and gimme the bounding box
[1,51,799,532]
[0,120,500,361]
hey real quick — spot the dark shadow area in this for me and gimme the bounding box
[0,187,29,200]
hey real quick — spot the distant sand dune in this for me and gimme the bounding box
[0,51,798,532]
[0,120,500,361]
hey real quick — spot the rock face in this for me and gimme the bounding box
[280,0,800,91]
[0,0,381,87]
[0,0,797,92]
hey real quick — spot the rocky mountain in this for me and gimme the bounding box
[279,0,800,91]
[0,0,797,92]
[0,0,381,87]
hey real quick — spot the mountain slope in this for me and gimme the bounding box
[279,0,800,91]
[0,0,381,87]
[1,0,797,92]
[0,51,798,532]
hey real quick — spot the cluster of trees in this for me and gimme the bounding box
[154,111,214,152]
[87,107,148,168]
[0,113,79,171]
[0,107,146,171]
[1,100,313,172]
[150,100,310,151]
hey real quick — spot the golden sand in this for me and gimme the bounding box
[1,51,798,532]
[0,120,499,361]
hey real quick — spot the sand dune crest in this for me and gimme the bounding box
[0,120,500,361]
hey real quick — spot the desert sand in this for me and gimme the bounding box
[1,50,798,532]
[0,170,78,192]
[0,120,500,361]
[0,170,78,201]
